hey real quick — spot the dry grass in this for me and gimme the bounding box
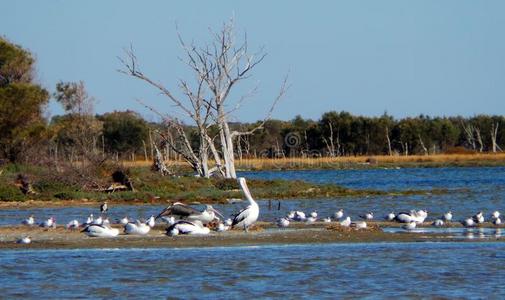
[117,153,505,171]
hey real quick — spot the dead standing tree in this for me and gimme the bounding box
[120,19,287,178]
[178,19,287,178]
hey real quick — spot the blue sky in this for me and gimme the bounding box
[2,1,505,122]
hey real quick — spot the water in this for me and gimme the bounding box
[2,167,504,226]
[1,242,504,299]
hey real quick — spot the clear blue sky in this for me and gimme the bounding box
[2,0,505,122]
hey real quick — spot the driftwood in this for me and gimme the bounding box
[98,183,129,193]
[111,170,135,191]
[15,174,37,195]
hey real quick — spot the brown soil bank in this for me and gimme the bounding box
[1,222,503,250]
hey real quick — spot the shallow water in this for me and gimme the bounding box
[1,242,504,299]
[1,167,503,226]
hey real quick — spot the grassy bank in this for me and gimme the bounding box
[0,164,445,204]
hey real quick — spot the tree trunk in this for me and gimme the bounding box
[385,126,392,156]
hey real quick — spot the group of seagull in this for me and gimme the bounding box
[276,208,502,231]
[17,177,260,243]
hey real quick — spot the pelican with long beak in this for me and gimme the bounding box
[82,224,119,238]
[156,202,223,225]
[231,177,259,231]
[166,220,210,235]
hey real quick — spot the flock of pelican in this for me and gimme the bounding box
[14,176,503,244]
[16,177,260,243]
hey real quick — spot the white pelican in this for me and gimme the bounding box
[334,209,344,220]
[340,216,351,227]
[66,219,80,230]
[22,215,35,226]
[472,211,484,224]
[40,217,55,228]
[323,217,332,223]
[156,202,223,225]
[310,211,318,218]
[17,236,31,244]
[119,216,128,225]
[395,210,427,224]
[386,212,395,221]
[92,216,103,225]
[82,224,119,237]
[462,218,475,227]
[352,221,367,229]
[492,211,500,219]
[402,221,417,230]
[432,219,444,227]
[277,217,290,228]
[166,220,210,235]
[147,215,156,228]
[395,212,414,223]
[231,178,259,231]
[360,212,374,220]
[443,211,453,222]
[124,220,151,235]
[100,201,108,214]
[493,217,502,225]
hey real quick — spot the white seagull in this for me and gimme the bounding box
[82,224,119,238]
[85,214,94,225]
[92,216,103,225]
[310,211,318,218]
[432,219,444,227]
[462,218,475,227]
[17,236,31,244]
[360,212,374,220]
[340,216,351,227]
[119,216,129,225]
[386,212,396,221]
[277,217,290,228]
[323,217,332,223]
[66,219,80,230]
[231,177,259,231]
[443,211,453,222]
[147,215,156,228]
[22,215,35,226]
[216,222,229,232]
[40,217,56,228]
[493,217,502,225]
[492,211,500,219]
[334,209,344,220]
[472,211,484,224]
[352,221,367,229]
[292,211,306,222]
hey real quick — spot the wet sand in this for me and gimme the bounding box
[1,221,503,250]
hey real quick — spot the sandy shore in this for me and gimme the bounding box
[1,221,503,250]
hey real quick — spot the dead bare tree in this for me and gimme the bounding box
[322,121,336,157]
[177,18,288,178]
[461,121,476,150]
[385,126,393,156]
[491,122,502,153]
[474,127,484,152]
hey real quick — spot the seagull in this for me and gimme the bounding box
[166,220,210,235]
[360,212,374,220]
[493,217,502,225]
[472,211,484,224]
[231,177,259,231]
[492,211,500,219]
[102,217,110,226]
[92,216,103,225]
[310,211,318,218]
[17,236,31,244]
[147,215,156,228]
[402,221,417,230]
[118,216,129,225]
[100,201,108,214]
[334,209,344,220]
[432,219,444,227]
[40,217,55,228]
[66,219,80,230]
[292,211,306,222]
[340,216,351,227]
[277,217,290,228]
[82,224,119,237]
[306,216,317,223]
[323,217,332,223]
[160,216,176,225]
[216,222,229,232]
[462,218,475,227]
[395,212,414,223]
[225,218,233,226]
[22,215,35,226]
[352,221,367,229]
[156,203,223,225]
[385,212,395,221]
[124,220,151,235]
[443,211,453,222]
[85,214,94,225]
